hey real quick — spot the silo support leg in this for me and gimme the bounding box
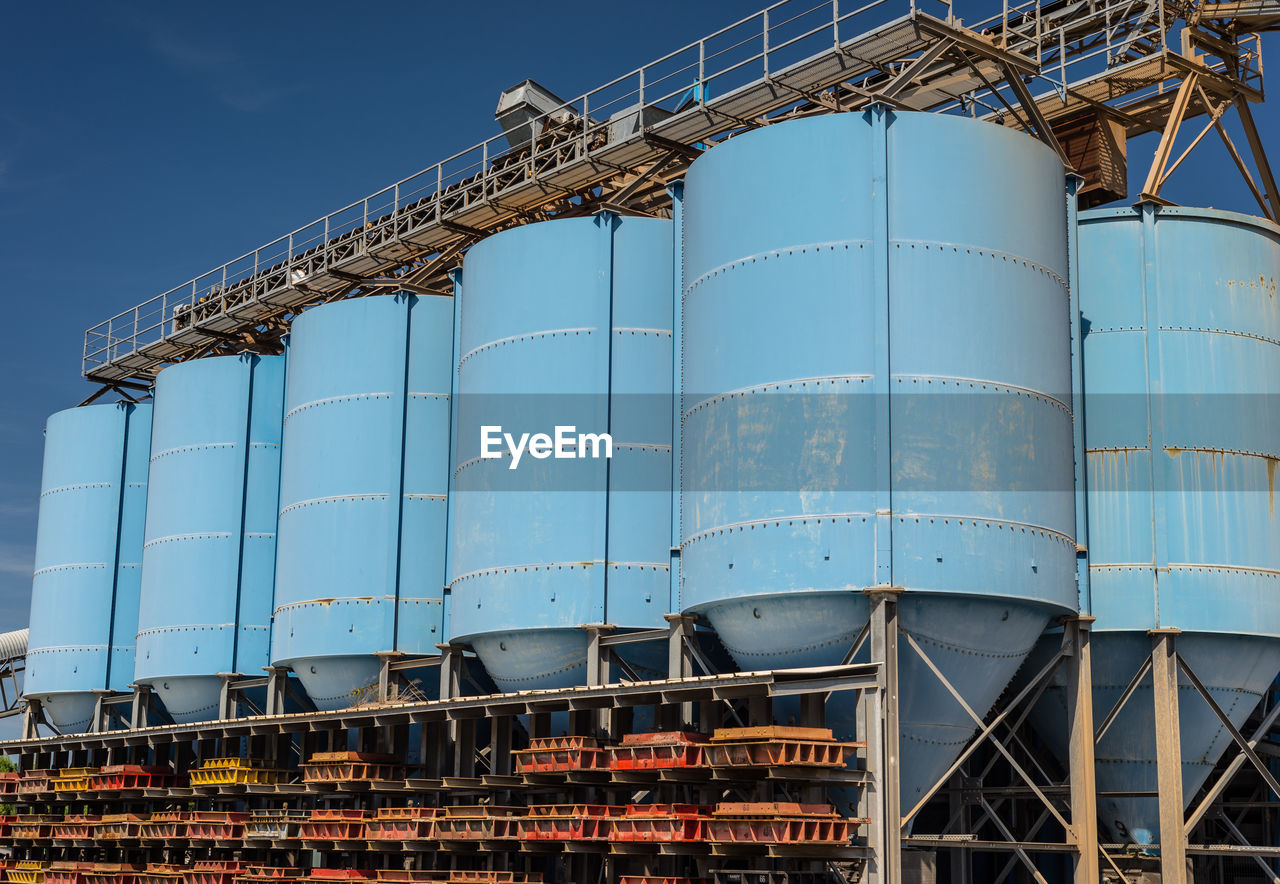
[90,692,107,734]
[217,674,238,721]
[868,589,902,884]
[665,614,697,728]
[947,772,972,884]
[1149,628,1187,884]
[265,667,289,717]
[437,644,464,701]
[129,686,153,730]
[584,625,614,737]
[1065,617,1100,884]
[20,700,40,740]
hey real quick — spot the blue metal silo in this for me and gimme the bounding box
[1028,205,1280,845]
[135,354,284,722]
[449,215,673,690]
[678,109,1077,809]
[272,293,453,709]
[25,402,152,733]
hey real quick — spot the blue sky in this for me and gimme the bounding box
[0,0,1275,643]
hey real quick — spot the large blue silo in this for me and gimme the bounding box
[272,293,453,709]
[678,110,1077,809]
[25,402,152,733]
[135,354,284,722]
[1027,205,1280,846]
[449,215,674,691]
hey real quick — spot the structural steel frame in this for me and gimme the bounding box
[80,0,1277,397]
[11,607,1280,881]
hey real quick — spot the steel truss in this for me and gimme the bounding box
[11,609,1280,881]
[81,0,1277,396]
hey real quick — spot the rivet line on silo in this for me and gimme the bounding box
[1158,325,1280,346]
[33,563,108,576]
[451,562,594,585]
[890,240,1067,288]
[143,532,234,549]
[612,327,672,337]
[279,493,391,516]
[904,629,1040,660]
[718,630,861,659]
[40,481,113,498]
[458,327,597,369]
[284,392,394,422]
[683,514,874,548]
[682,375,871,421]
[893,376,1071,414]
[684,240,871,293]
[150,442,236,462]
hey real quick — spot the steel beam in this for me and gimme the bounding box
[1150,628,1187,884]
[1065,618,1100,884]
[1140,72,1198,198]
[869,588,902,884]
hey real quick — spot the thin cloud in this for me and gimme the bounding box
[0,500,36,519]
[216,83,308,114]
[139,19,305,114]
[145,22,237,72]
[0,542,32,578]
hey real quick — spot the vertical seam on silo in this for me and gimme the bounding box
[444,269,464,642]
[389,295,413,653]
[870,105,893,588]
[598,212,616,626]
[230,358,255,674]
[1066,176,1092,616]
[1141,204,1167,627]
[103,405,130,693]
[673,181,685,616]
[268,337,290,664]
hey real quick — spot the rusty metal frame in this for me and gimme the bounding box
[1136,66,1280,222]
[861,588,1104,884]
[80,0,1276,388]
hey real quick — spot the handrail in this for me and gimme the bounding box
[83,0,1256,380]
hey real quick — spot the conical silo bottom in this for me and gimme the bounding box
[472,628,670,693]
[702,591,1055,813]
[32,690,98,735]
[1025,630,1280,846]
[146,675,224,724]
[286,656,386,710]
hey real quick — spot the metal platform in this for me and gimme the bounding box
[81,0,1278,392]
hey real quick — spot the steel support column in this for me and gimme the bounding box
[584,624,614,737]
[1150,628,1187,883]
[665,613,697,728]
[869,587,902,884]
[264,666,289,716]
[1065,617,1100,884]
